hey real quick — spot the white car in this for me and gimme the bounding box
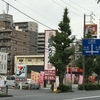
[5,75,16,88]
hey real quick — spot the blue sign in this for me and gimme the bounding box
[82,39,100,55]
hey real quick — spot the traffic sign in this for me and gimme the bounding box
[82,39,100,55]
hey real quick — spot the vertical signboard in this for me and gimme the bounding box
[85,24,97,36]
[44,30,56,80]
[15,64,27,82]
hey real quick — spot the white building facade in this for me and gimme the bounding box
[0,52,8,74]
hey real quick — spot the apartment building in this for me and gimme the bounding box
[0,13,39,74]
[0,29,31,74]
[0,13,13,29]
[37,32,45,54]
[14,21,38,54]
[14,21,38,33]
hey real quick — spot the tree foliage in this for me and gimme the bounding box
[94,56,100,83]
[97,0,100,4]
[49,8,75,83]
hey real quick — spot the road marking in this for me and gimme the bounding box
[64,95,100,100]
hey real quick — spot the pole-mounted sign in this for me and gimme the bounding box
[82,39,100,55]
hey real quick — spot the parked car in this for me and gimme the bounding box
[5,75,16,88]
[16,78,40,90]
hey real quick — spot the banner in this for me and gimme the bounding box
[66,74,75,84]
[38,71,44,84]
[44,30,56,70]
[78,75,83,84]
[31,71,39,84]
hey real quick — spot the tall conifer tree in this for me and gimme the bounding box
[49,8,75,84]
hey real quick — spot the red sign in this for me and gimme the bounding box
[67,67,83,73]
[44,70,56,80]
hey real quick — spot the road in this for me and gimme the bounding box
[1,86,100,100]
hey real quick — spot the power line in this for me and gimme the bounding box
[61,0,85,14]
[1,0,54,30]
[52,0,83,18]
[68,0,99,21]
[68,0,92,13]
[15,0,57,25]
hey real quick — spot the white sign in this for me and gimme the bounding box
[0,80,4,87]
[16,64,27,78]
[44,30,56,70]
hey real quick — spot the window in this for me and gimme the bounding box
[4,55,6,60]
[0,15,3,18]
[14,48,17,51]
[19,60,23,62]
[2,55,3,59]
[41,59,44,62]
[1,64,3,69]
[4,65,6,69]
[28,59,32,62]
[23,42,26,45]
[14,33,17,36]
[14,40,17,44]
[8,47,11,50]
[23,49,26,52]
[6,76,15,80]
[23,34,26,38]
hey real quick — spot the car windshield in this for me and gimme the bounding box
[6,76,15,80]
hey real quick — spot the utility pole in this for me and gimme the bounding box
[83,14,86,91]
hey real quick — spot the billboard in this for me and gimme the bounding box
[85,24,97,36]
[44,30,56,70]
[44,30,56,80]
[16,64,27,78]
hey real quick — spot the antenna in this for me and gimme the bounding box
[6,3,9,14]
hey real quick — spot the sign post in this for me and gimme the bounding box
[82,39,100,55]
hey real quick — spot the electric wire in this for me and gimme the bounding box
[60,0,85,14]
[51,0,83,18]
[1,0,54,30]
[15,0,57,25]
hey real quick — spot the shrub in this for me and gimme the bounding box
[97,84,100,90]
[57,84,71,92]
[51,82,54,91]
[78,84,83,90]
[78,83,99,90]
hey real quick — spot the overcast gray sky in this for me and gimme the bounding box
[0,0,99,39]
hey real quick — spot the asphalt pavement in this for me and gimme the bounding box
[1,84,100,100]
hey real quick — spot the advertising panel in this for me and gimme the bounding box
[16,64,27,78]
[85,24,97,36]
[31,71,44,84]
[66,74,75,84]
[44,30,56,70]
[78,75,83,84]
[44,70,56,80]
[31,71,39,84]
[44,30,56,80]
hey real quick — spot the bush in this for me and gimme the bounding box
[51,82,54,91]
[78,83,100,90]
[78,84,83,90]
[57,84,71,92]
[97,84,100,89]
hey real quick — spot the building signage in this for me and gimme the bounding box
[16,64,27,78]
[85,24,97,36]
[44,70,56,80]
[44,30,56,80]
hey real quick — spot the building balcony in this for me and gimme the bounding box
[0,42,11,47]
